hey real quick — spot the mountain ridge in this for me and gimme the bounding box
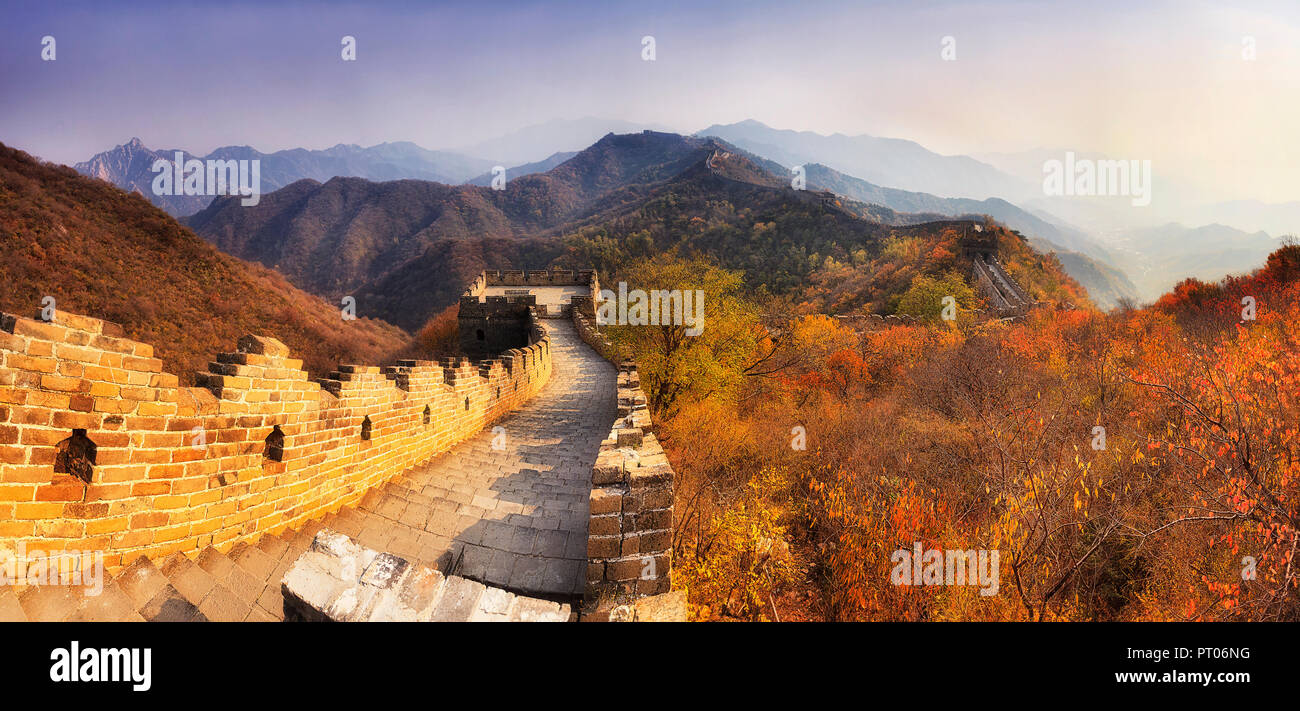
[74,139,497,216]
[188,130,1088,329]
[1,142,410,383]
[696,120,1034,202]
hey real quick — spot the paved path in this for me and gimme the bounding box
[0,319,616,621]
[325,318,616,599]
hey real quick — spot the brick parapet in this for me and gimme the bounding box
[0,307,553,572]
[571,307,674,604]
[473,269,598,289]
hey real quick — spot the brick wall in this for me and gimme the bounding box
[0,309,552,572]
[571,303,675,603]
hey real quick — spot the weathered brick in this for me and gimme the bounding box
[607,558,645,582]
[6,354,57,373]
[590,486,623,514]
[589,514,621,536]
[588,536,620,559]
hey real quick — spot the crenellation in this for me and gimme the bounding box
[0,299,554,574]
[570,298,676,606]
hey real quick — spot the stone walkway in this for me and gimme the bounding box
[0,318,616,621]
[331,318,616,599]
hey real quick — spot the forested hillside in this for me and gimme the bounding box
[0,144,409,383]
[599,243,1300,621]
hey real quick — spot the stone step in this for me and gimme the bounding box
[158,552,217,608]
[430,576,485,621]
[70,576,141,622]
[18,582,82,622]
[195,581,254,622]
[195,546,237,579]
[115,555,170,612]
[138,582,208,622]
[154,550,254,622]
[0,587,28,622]
[295,519,325,542]
[256,532,290,561]
[281,528,570,622]
[229,542,278,584]
[196,546,263,619]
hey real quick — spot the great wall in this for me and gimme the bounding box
[0,269,681,622]
[0,238,1032,623]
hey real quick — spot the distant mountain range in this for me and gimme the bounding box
[1187,200,1300,239]
[692,121,1290,305]
[455,117,677,166]
[1112,223,1283,301]
[75,138,496,216]
[471,137,1137,308]
[73,119,678,217]
[696,120,1035,203]
[183,132,736,328]
[0,142,409,382]
[183,130,1097,328]
[793,163,1138,307]
[72,119,1289,310]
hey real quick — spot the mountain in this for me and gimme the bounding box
[188,130,1088,329]
[1188,200,1300,239]
[691,124,1143,307]
[74,138,212,216]
[185,131,736,327]
[707,139,1133,307]
[74,138,495,216]
[458,117,678,165]
[796,163,1137,307]
[0,142,409,383]
[464,151,579,186]
[1113,223,1282,301]
[696,120,1033,202]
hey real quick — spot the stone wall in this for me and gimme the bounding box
[570,301,675,604]
[0,308,552,572]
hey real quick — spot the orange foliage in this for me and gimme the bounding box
[653,245,1300,621]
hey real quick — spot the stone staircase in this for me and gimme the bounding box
[0,516,329,622]
[280,528,570,622]
[973,253,1034,315]
[0,507,570,622]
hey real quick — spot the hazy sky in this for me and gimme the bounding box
[2,0,1297,202]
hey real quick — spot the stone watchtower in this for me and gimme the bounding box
[457,269,600,357]
[959,221,997,259]
[456,296,536,358]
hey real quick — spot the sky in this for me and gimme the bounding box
[2,0,1298,203]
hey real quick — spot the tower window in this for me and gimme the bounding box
[264,425,285,462]
[55,429,96,484]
